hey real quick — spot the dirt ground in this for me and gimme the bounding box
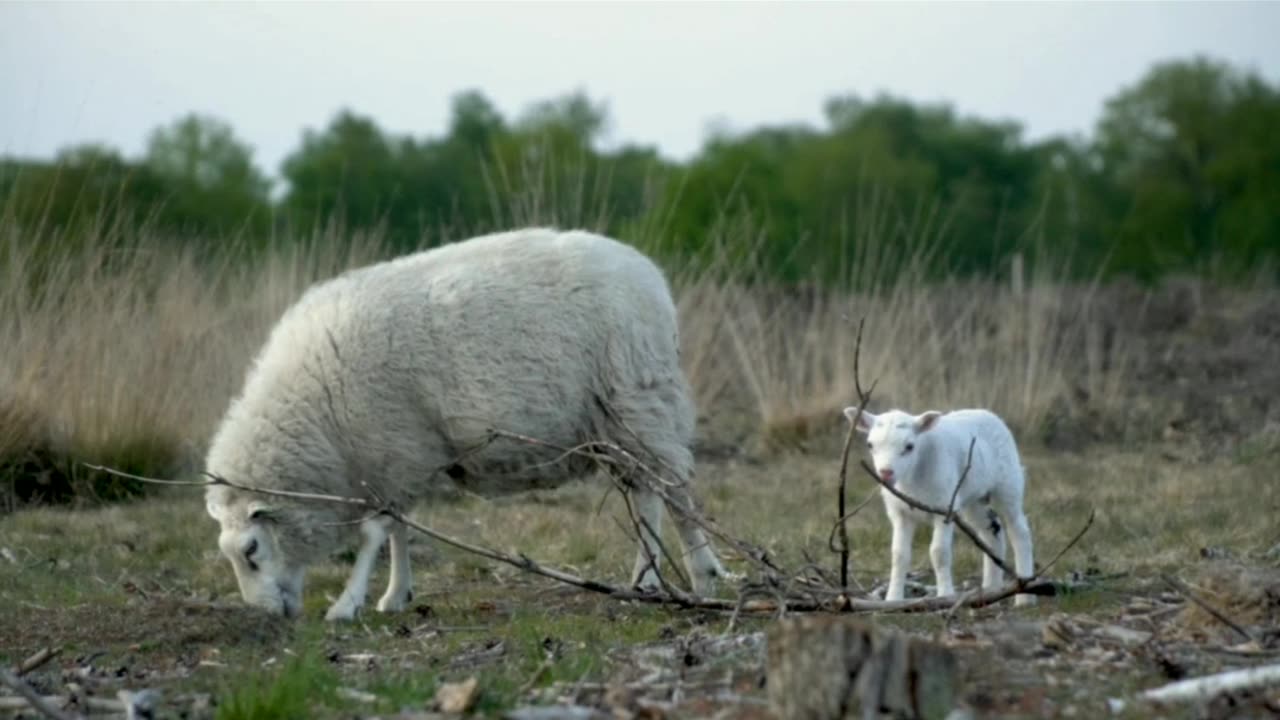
[2,280,1279,719]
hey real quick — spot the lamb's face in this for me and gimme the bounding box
[206,490,306,617]
[845,407,942,487]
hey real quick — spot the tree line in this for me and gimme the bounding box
[2,55,1277,285]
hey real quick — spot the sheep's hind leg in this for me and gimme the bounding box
[376,520,413,613]
[325,516,390,621]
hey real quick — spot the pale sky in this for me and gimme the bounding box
[3,1,1278,186]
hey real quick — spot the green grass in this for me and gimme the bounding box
[2,436,1277,717]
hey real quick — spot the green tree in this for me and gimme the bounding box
[1094,56,1280,278]
[144,113,272,236]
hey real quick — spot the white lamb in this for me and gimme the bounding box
[844,406,1036,607]
[203,228,734,621]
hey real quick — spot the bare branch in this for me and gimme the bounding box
[14,647,61,677]
[835,315,878,599]
[945,437,977,524]
[1162,573,1255,644]
[0,668,79,720]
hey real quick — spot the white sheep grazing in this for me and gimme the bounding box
[203,227,734,621]
[843,406,1037,607]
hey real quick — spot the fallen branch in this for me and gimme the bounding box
[14,646,61,676]
[1162,573,1255,644]
[0,669,81,720]
[1138,662,1280,704]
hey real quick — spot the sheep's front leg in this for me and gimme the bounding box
[376,520,413,613]
[325,516,390,621]
[885,514,916,602]
[628,488,665,592]
[663,484,738,596]
[929,517,956,598]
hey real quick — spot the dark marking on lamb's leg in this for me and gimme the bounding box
[446,464,466,480]
[987,507,1002,537]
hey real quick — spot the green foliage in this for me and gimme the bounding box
[2,54,1278,284]
[215,649,340,720]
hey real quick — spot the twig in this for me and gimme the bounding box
[825,487,879,555]
[1162,574,1255,644]
[14,646,61,676]
[1036,509,1096,578]
[0,668,80,720]
[945,437,977,523]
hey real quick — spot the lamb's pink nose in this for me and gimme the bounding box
[878,468,895,483]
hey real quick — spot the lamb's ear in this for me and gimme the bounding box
[247,501,278,523]
[915,411,944,433]
[843,407,876,433]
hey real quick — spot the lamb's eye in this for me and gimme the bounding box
[243,539,260,572]
[903,443,915,454]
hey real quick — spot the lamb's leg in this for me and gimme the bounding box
[376,520,413,613]
[961,505,1006,591]
[628,487,666,592]
[886,514,916,602]
[325,516,390,621]
[929,517,955,598]
[1005,508,1037,607]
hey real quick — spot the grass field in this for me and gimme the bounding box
[2,221,1279,718]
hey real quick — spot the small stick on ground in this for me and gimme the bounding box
[0,668,80,720]
[1162,574,1255,643]
[14,646,61,676]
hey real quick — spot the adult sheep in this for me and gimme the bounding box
[203,228,734,620]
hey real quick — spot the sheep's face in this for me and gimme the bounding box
[844,407,942,487]
[206,491,306,618]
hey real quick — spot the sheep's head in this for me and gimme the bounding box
[844,407,942,487]
[205,485,308,618]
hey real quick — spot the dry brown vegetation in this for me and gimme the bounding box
[2,220,1279,718]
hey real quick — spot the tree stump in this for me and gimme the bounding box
[765,615,958,720]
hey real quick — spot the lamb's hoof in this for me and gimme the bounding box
[631,569,662,593]
[325,597,363,622]
[376,589,413,613]
[1015,594,1038,608]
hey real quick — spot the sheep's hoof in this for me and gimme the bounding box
[325,597,363,622]
[686,563,742,597]
[376,589,413,613]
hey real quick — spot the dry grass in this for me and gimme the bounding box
[0,220,386,504]
[1,214,1138,508]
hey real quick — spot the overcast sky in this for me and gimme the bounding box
[3,1,1278,183]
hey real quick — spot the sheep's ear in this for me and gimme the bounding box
[247,501,278,523]
[916,411,943,433]
[843,407,875,433]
